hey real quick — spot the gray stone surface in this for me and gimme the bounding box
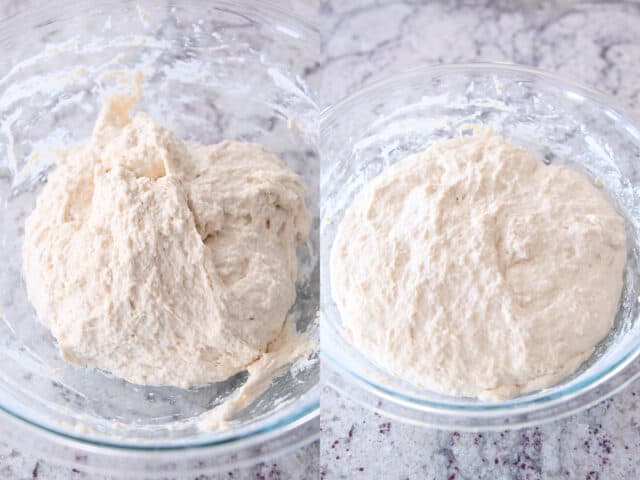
[320,1,640,479]
[0,440,319,480]
[321,386,640,479]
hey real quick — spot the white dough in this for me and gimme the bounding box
[331,133,626,400]
[23,89,310,388]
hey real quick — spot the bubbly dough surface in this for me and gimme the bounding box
[23,91,310,388]
[331,133,626,400]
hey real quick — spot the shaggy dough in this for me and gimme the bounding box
[331,133,626,400]
[23,87,310,388]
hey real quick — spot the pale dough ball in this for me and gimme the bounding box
[331,134,626,400]
[23,95,310,388]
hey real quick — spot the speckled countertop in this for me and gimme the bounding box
[0,441,319,480]
[319,1,640,479]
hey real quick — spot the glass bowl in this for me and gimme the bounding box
[321,63,640,431]
[0,0,318,475]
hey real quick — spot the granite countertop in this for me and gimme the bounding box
[0,441,319,480]
[319,1,640,479]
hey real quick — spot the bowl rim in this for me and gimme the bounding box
[320,61,640,429]
[319,62,640,124]
[0,383,320,452]
[0,392,319,476]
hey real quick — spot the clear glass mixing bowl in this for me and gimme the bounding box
[321,63,640,430]
[0,0,319,475]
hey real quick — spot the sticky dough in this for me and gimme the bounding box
[331,133,626,400]
[23,86,310,388]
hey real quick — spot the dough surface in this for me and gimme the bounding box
[331,133,626,400]
[23,90,310,388]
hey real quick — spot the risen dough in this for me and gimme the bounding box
[331,133,626,400]
[24,89,310,388]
